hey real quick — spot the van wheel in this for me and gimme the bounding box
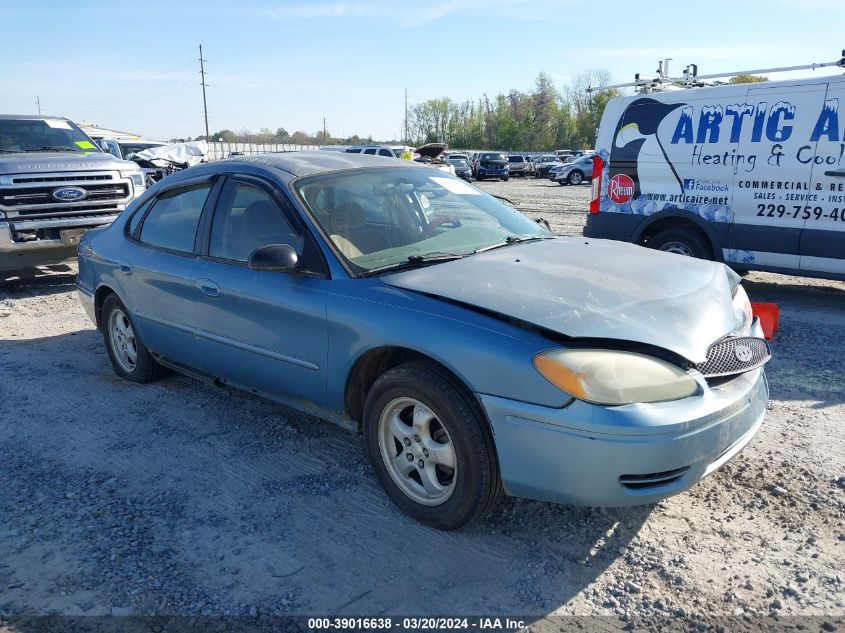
[363,361,503,530]
[648,228,712,260]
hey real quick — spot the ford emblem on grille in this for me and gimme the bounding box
[51,186,88,201]
[734,344,753,362]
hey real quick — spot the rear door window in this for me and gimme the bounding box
[138,184,211,254]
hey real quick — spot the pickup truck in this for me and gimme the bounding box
[0,115,145,271]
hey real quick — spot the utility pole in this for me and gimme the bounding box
[35,96,41,115]
[323,117,327,145]
[199,44,210,140]
[404,88,408,145]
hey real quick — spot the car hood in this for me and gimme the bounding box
[0,151,139,174]
[381,237,738,363]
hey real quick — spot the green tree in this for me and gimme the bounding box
[729,74,768,84]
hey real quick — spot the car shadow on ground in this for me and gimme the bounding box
[0,330,651,619]
[0,264,77,298]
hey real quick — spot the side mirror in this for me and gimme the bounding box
[247,244,299,272]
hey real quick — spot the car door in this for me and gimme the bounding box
[193,175,329,405]
[123,179,216,369]
[730,82,827,271]
[799,80,845,276]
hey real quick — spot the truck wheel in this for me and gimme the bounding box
[363,361,503,530]
[101,293,164,383]
[568,171,584,185]
[648,228,712,260]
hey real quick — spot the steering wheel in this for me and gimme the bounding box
[422,214,462,238]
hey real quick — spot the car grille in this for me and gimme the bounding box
[0,183,129,208]
[620,466,690,490]
[11,174,113,184]
[695,336,771,378]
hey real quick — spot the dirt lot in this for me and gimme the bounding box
[1,178,843,628]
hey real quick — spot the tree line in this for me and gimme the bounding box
[197,71,768,150]
[406,70,619,151]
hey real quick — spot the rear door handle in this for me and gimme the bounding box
[825,170,845,177]
[196,278,220,298]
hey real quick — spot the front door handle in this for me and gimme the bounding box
[196,278,220,298]
[117,261,132,275]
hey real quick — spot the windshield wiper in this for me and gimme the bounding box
[361,253,465,277]
[474,234,555,254]
[24,146,83,153]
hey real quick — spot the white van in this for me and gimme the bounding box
[584,73,845,280]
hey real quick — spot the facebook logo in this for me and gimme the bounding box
[683,178,695,190]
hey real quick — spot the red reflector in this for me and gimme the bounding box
[589,155,603,214]
[751,302,779,340]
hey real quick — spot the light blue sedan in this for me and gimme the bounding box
[77,152,771,529]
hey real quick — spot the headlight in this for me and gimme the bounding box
[121,171,146,191]
[731,284,753,336]
[533,349,699,405]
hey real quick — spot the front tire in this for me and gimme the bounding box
[568,171,584,185]
[101,294,164,383]
[647,228,712,260]
[363,362,503,530]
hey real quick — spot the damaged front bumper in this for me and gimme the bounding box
[480,365,767,507]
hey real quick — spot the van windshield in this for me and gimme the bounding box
[0,118,98,154]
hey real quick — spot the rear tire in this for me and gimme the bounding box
[647,228,712,260]
[101,294,164,383]
[363,361,503,530]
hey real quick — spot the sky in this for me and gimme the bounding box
[2,1,843,142]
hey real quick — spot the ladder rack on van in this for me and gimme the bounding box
[587,50,845,94]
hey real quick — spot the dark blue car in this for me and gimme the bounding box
[77,152,770,529]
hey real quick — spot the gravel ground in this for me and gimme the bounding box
[0,179,843,628]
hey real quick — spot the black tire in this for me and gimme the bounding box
[557,180,565,185]
[568,171,584,185]
[502,176,509,181]
[647,228,712,260]
[363,361,503,530]
[101,293,164,383]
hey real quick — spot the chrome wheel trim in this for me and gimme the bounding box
[108,308,138,374]
[378,397,457,507]
[569,172,583,184]
[659,241,694,256]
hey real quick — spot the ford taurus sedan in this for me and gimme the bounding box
[77,152,770,530]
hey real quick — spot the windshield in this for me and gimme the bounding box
[479,153,506,161]
[0,118,99,154]
[540,156,559,163]
[508,156,524,162]
[295,167,549,274]
[451,159,469,168]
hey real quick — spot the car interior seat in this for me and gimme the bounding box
[231,199,298,261]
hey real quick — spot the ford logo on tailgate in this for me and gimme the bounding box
[51,186,88,201]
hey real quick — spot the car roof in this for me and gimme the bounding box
[0,114,69,121]
[220,150,418,177]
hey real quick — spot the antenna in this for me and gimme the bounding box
[199,44,210,140]
[35,96,41,115]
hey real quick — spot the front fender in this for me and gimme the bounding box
[324,281,573,414]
